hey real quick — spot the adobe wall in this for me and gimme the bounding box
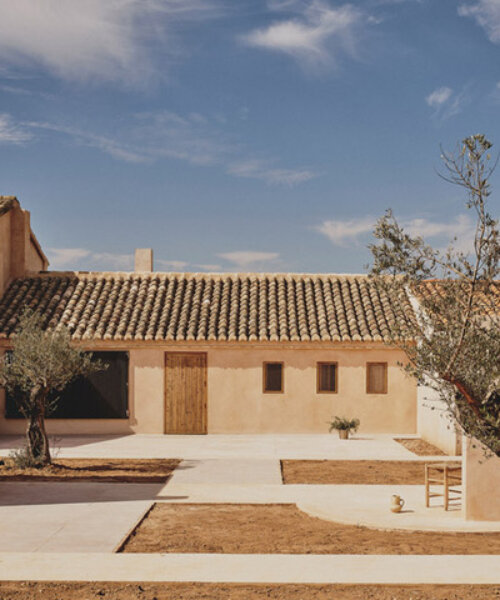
[463,437,500,521]
[0,345,417,435]
[0,200,48,295]
[417,383,461,455]
[0,212,12,295]
[207,346,416,433]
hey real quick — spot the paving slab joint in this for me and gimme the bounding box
[113,502,155,554]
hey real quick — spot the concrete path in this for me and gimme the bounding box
[170,459,282,485]
[297,484,500,532]
[0,482,173,552]
[159,481,500,532]
[0,433,451,461]
[0,553,499,584]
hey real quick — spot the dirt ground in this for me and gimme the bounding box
[280,460,457,484]
[1,582,500,600]
[395,438,446,456]
[0,458,180,483]
[121,503,500,555]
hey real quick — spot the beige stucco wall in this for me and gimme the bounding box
[0,212,12,295]
[207,346,416,433]
[128,349,164,433]
[417,383,461,455]
[463,437,500,521]
[0,204,48,295]
[27,236,46,273]
[0,344,417,435]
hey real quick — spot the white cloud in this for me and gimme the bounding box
[91,252,135,270]
[459,0,500,43]
[194,264,223,271]
[156,259,189,270]
[131,111,231,167]
[242,1,367,68]
[47,248,133,270]
[217,251,280,269]
[315,214,476,252]
[48,247,282,273]
[403,215,474,239]
[426,87,453,108]
[0,113,32,144]
[23,111,317,187]
[314,217,374,246]
[0,0,217,85]
[425,86,467,120]
[27,121,148,163]
[227,159,316,186]
[46,248,91,269]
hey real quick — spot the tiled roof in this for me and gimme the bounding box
[0,273,414,342]
[417,280,500,315]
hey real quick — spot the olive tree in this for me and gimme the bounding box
[0,309,103,466]
[369,134,500,455]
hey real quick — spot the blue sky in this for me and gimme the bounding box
[0,0,499,273]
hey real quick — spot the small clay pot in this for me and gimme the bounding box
[338,430,349,440]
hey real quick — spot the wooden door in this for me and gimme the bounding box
[165,353,207,434]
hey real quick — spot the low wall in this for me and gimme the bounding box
[464,437,500,521]
[417,384,461,455]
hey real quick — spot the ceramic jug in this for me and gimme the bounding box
[390,495,405,513]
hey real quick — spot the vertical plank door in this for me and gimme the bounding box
[165,352,207,434]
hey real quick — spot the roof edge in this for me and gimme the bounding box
[22,270,372,279]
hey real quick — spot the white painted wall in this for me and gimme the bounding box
[417,383,461,455]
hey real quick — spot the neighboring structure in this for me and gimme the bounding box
[0,197,48,294]
[418,383,462,456]
[0,197,418,436]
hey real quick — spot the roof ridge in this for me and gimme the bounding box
[31,271,371,278]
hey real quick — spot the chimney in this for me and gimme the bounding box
[134,248,153,272]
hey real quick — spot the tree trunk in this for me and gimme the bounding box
[25,390,51,467]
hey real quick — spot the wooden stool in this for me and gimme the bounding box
[425,462,462,510]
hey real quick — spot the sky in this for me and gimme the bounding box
[0,0,499,274]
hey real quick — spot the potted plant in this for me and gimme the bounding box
[328,416,360,439]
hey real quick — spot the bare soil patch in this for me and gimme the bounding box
[121,503,500,555]
[1,582,499,600]
[395,438,446,456]
[0,458,180,483]
[281,459,451,485]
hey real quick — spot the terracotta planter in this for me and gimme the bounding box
[338,430,349,440]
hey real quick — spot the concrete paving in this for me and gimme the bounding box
[170,459,282,485]
[0,552,499,584]
[0,433,452,460]
[0,482,172,552]
[158,481,500,532]
[297,484,500,532]
[1,432,498,585]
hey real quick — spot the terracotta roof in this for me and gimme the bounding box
[0,272,414,342]
[417,280,500,316]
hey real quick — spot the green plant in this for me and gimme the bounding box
[369,134,499,456]
[0,308,105,466]
[328,416,360,433]
[8,445,45,469]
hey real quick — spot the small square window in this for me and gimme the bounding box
[263,362,283,393]
[366,362,387,394]
[317,362,337,393]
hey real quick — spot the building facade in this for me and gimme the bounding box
[0,198,417,435]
